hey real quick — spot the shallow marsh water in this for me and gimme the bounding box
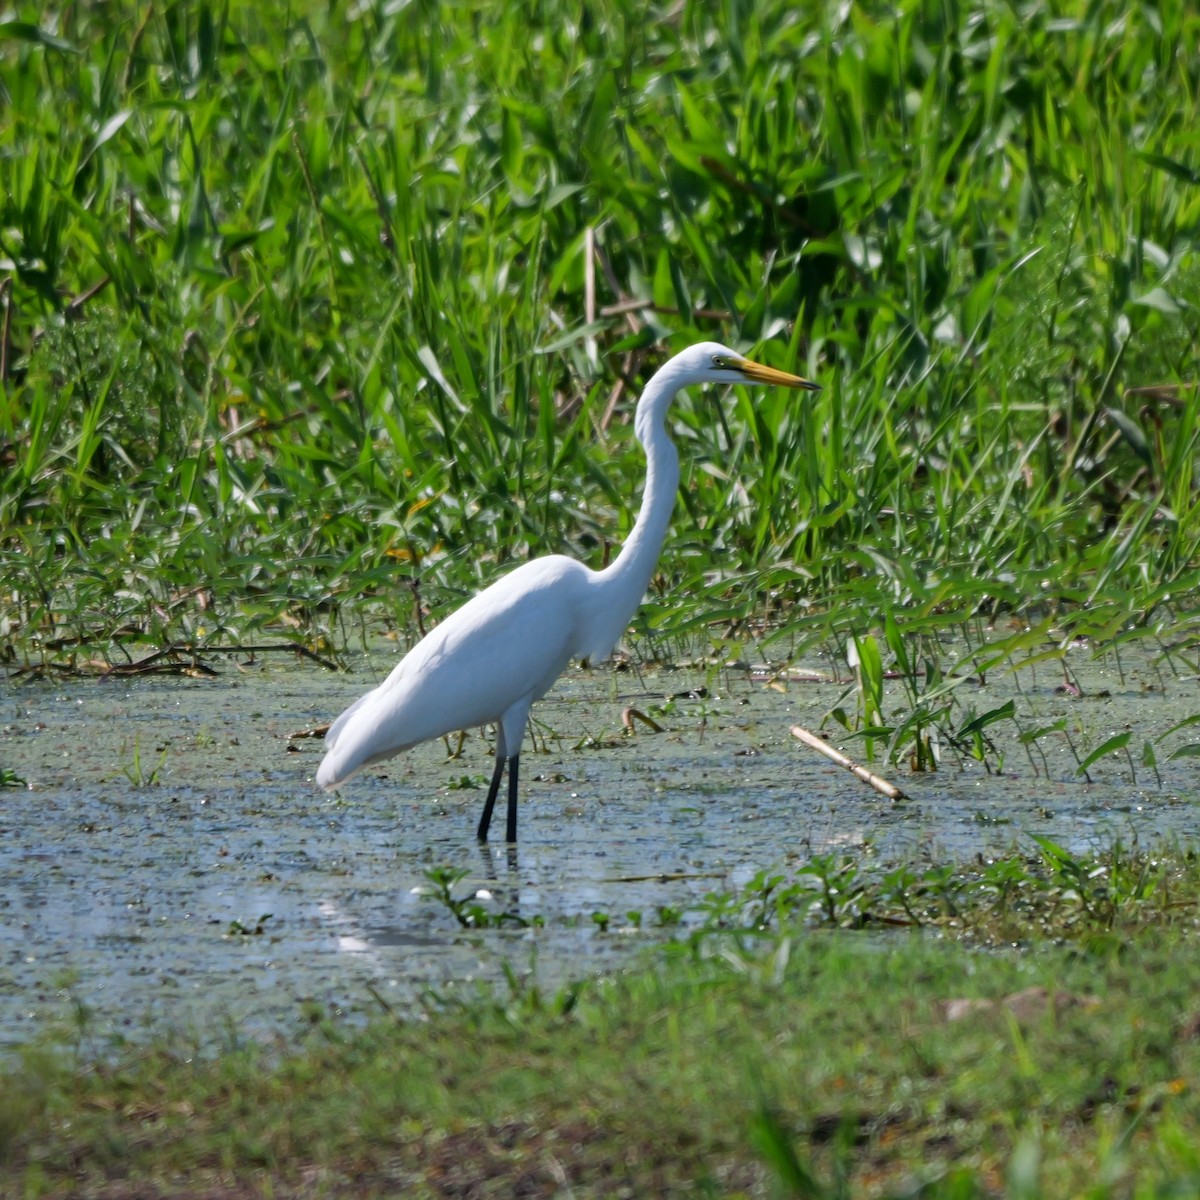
[2,639,1198,1050]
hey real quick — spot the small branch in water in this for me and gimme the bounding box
[104,660,220,679]
[365,982,397,1018]
[606,872,727,883]
[9,641,340,679]
[223,643,341,671]
[99,642,340,676]
[789,725,908,802]
[622,707,665,734]
[751,666,851,684]
[289,724,331,741]
[110,645,216,677]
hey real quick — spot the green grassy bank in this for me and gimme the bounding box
[5,849,1200,1198]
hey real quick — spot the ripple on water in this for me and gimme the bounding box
[2,646,1198,1049]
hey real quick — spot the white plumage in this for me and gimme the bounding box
[316,341,819,841]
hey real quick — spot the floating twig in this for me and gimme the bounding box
[103,660,220,679]
[223,643,340,671]
[606,871,727,883]
[6,650,218,680]
[107,642,339,674]
[99,645,192,675]
[288,723,331,741]
[789,725,907,801]
[6,661,95,680]
[750,666,850,684]
[622,706,665,733]
[6,641,341,680]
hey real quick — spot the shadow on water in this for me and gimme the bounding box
[2,640,1198,1048]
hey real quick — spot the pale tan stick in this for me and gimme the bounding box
[789,725,907,801]
[584,226,596,324]
[584,226,596,368]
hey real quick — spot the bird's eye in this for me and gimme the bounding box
[711,355,730,369]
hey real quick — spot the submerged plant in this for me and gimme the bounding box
[420,866,541,930]
[119,740,168,788]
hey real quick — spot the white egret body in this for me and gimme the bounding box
[316,342,819,841]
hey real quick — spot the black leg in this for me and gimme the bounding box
[477,754,505,842]
[505,754,520,843]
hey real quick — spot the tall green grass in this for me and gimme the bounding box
[2,0,1198,665]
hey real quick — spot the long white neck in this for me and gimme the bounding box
[595,360,686,612]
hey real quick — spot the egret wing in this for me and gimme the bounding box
[317,556,589,787]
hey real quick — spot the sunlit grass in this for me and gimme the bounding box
[2,0,1198,677]
[4,855,1200,1196]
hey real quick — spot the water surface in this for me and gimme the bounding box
[3,640,1197,1049]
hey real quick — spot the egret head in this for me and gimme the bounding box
[673,341,821,391]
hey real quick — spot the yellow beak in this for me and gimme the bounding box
[734,357,821,391]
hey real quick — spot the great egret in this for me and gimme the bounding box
[316,341,819,842]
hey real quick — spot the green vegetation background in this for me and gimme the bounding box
[3,0,1198,664]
